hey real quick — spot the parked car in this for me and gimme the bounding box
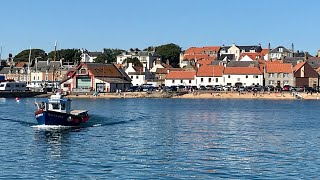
[282,85,291,91]
[199,85,206,90]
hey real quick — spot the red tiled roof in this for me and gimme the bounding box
[224,67,262,75]
[16,62,27,68]
[294,61,306,72]
[261,49,269,56]
[239,52,262,60]
[196,59,213,66]
[156,68,184,74]
[166,71,196,79]
[184,54,216,61]
[266,63,292,73]
[185,46,220,55]
[197,65,224,77]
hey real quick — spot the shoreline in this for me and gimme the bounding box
[65,91,320,100]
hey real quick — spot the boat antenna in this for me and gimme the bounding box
[27,46,32,84]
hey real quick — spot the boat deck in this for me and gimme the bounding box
[70,110,88,116]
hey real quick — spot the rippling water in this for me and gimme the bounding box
[1,97,320,179]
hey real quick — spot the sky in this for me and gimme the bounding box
[0,0,319,58]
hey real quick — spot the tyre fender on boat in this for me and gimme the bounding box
[67,116,72,122]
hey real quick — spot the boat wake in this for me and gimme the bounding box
[31,125,77,130]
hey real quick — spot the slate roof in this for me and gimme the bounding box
[86,63,124,78]
[237,45,262,52]
[95,77,131,84]
[226,61,259,68]
[269,46,292,53]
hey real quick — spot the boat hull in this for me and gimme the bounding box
[35,110,89,126]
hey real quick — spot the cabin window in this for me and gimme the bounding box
[0,84,4,87]
[16,85,19,87]
[52,103,59,110]
[61,103,66,110]
[7,85,10,87]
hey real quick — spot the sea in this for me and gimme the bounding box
[0,97,320,179]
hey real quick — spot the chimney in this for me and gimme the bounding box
[156,58,161,65]
[292,43,294,57]
[166,59,170,65]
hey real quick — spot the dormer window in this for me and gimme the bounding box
[279,48,283,53]
[80,68,87,74]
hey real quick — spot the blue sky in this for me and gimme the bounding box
[0,0,319,58]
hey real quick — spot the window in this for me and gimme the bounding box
[201,78,203,82]
[45,75,48,81]
[269,73,274,78]
[15,85,19,87]
[216,78,218,83]
[64,84,69,88]
[7,85,10,87]
[180,80,183,83]
[131,76,133,79]
[172,80,175,83]
[283,73,289,78]
[277,73,281,78]
[279,48,283,52]
[269,80,274,85]
[38,76,39,80]
[80,69,87,74]
[189,80,191,84]
[0,84,3,87]
[34,76,36,80]
[237,78,240,81]
[208,78,211,83]
[228,75,230,78]
[61,103,66,110]
[136,76,139,79]
[283,80,289,85]
[52,103,59,110]
[246,75,248,78]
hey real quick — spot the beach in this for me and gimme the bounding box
[65,91,320,100]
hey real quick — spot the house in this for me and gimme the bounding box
[60,63,131,93]
[196,65,224,87]
[265,62,294,87]
[125,63,153,86]
[0,66,27,82]
[223,67,263,86]
[220,44,262,60]
[165,71,196,87]
[80,49,103,63]
[180,46,220,68]
[154,68,184,86]
[150,58,172,73]
[116,48,160,70]
[269,46,293,60]
[294,61,319,88]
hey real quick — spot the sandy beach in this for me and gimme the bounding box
[65,91,320,100]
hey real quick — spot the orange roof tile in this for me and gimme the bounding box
[156,68,184,74]
[196,59,213,66]
[184,54,216,61]
[224,67,262,75]
[239,52,262,60]
[16,62,27,68]
[293,61,306,72]
[166,71,196,79]
[266,63,292,73]
[261,48,269,56]
[185,46,220,55]
[197,65,224,77]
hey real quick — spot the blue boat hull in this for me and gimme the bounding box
[35,110,87,126]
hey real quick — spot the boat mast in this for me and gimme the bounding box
[53,41,57,88]
[27,46,31,84]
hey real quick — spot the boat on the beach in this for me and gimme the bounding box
[34,93,90,126]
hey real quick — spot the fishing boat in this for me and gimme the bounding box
[34,93,90,126]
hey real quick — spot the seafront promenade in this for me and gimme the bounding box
[65,91,320,100]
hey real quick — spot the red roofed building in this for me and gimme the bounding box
[293,61,319,88]
[180,46,220,68]
[165,71,196,87]
[265,62,294,87]
[196,65,224,86]
[223,67,263,86]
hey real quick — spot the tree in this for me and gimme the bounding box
[155,43,181,67]
[94,54,108,63]
[102,48,126,63]
[47,49,81,63]
[13,49,47,62]
[123,57,143,67]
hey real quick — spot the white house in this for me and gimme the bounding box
[80,49,103,63]
[125,63,153,86]
[117,48,161,70]
[223,67,263,86]
[196,65,224,87]
[165,71,196,87]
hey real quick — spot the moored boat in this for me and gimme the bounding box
[35,93,90,126]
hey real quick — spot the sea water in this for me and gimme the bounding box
[0,98,320,179]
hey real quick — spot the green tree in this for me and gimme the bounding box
[155,43,181,67]
[94,54,108,63]
[123,57,143,67]
[47,49,81,63]
[102,48,126,63]
[14,49,47,62]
